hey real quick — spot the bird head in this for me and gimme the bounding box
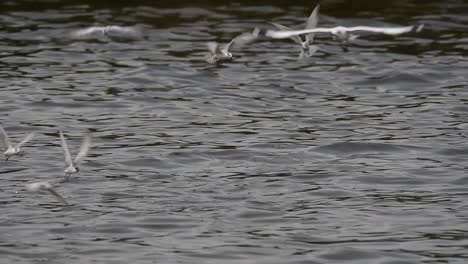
[4,149,13,161]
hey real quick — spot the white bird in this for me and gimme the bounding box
[60,131,91,181]
[270,4,320,58]
[70,25,141,39]
[26,182,68,205]
[0,125,34,161]
[265,24,423,43]
[207,28,260,64]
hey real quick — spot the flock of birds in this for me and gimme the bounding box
[69,4,423,63]
[1,126,90,205]
[5,4,424,206]
[206,5,423,63]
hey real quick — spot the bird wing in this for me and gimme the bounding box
[306,5,320,29]
[0,125,11,149]
[270,23,303,46]
[207,42,220,55]
[15,133,34,148]
[224,28,260,53]
[107,26,128,32]
[223,40,234,54]
[46,188,69,206]
[74,134,91,165]
[70,27,104,38]
[26,182,68,205]
[108,26,137,34]
[266,25,416,39]
[59,131,73,167]
[26,182,46,192]
[106,26,142,39]
[265,27,334,39]
[415,24,424,32]
[347,25,415,35]
[305,5,320,43]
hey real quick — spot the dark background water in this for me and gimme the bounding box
[1,0,468,263]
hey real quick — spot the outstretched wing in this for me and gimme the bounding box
[265,27,334,39]
[347,25,415,35]
[270,23,303,46]
[74,134,91,165]
[70,27,105,38]
[15,133,34,149]
[224,28,260,53]
[26,182,68,206]
[47,188,69,206]
[106,26,142,39]
[305,5,320,43]
[108,26,139,34]
[59,131,73,167]
[265,25,417,39]
[0,125,11,149]
[207,42,220,55]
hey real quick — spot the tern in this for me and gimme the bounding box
[0,125,34,161]
[26,182,68,205]
[60,131,91,181]
[270,4,320,58]
[207,28,260,64]
[265,24,423,43]
[70,25,141,39]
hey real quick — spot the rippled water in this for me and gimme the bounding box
[1,0,468,263]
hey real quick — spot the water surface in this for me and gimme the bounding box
[1,0,468,263]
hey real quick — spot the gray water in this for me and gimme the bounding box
[1,0,468,263]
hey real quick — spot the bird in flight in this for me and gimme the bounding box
[0,125,34,161]
[207,28,260,64]
[265,24,423,44]
[70,26,141,40]
[26,182,69,206]
[59,130,91,181]
[270,4,321,58]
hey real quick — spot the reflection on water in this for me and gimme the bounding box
[1,0,468,263]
